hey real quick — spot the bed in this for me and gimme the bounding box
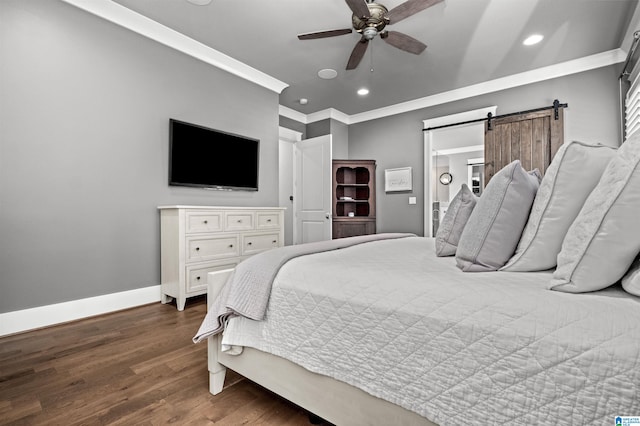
[193,136,640,425]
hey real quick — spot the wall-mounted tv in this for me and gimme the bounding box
[169,119,259,191]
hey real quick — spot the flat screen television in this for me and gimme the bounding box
[169,119,259,191]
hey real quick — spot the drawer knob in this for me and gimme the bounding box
[204,220,208,224]
[195,247,200,251]
[229,244,234,248]
[272,240,277,244]
[267,219,272,222]
[247,242,252,245]
[237,220,242,223]
[196,276,201,281]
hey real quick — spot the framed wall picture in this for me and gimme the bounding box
[385,167,412,192]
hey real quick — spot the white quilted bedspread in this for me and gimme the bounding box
[222,237,640,425]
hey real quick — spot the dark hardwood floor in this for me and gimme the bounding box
[0,296,327,425]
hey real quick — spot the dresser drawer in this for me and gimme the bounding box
[186,211,223,234]
[242,232,281,256]
[256,212,281,229]
[225,212,254,231]
[186,260,238,293]
[186,235,239,262]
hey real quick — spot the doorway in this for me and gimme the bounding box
[279,128,333,245]
[423,106,497,237]
[278,127,301,246]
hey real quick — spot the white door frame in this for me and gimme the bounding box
[278,126,302,246]
[422,106,496,237]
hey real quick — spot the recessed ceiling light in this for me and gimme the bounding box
[523,34,544,46]
[318,69,338,80]
[186,0,212,5]
[357,88,369,96]
[299,98,308,105]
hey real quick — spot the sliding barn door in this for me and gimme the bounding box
[484,108,564,184]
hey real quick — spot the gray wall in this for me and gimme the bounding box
[306,119,349,159]
[306,120,331,139]
[330,120,349,159]
[349,65,623,236]
[0,0,280,312]
[279,116,306,138]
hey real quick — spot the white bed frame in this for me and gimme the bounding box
[206,270,436,426]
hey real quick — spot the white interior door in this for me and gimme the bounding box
[293,135,332,244]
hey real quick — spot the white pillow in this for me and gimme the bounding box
[456,160,541,272]
[551,132,640,293]
[435,184,477,257]
[502,141,616,271]
[622,255,640,297]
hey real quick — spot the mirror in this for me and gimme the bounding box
[423,106,496,237]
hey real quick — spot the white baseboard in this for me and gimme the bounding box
[0,285,162,337]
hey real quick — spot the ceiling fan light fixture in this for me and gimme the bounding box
[357,88,370,96]
[363,27,378,40]
[523,34,544,46]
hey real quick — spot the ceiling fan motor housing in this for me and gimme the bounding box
[352,2,389,38]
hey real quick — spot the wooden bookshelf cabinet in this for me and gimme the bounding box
[332,160,376,239]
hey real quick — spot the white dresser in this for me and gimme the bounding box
[158,205,285,310]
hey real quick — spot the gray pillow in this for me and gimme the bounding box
[456,160,541,272]
[622,254,640,297]
[502,141,616,271]
[551,132,640,293]
[435,183,477,257]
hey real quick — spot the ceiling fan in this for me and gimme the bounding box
[297,0,443,70]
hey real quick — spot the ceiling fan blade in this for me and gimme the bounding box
[386,0,443,24]
[298,29,353,40]
[346,38,369,70]
[381,31,427,54]
[345,0,370,19]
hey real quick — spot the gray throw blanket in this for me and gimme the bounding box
[193,233,415,343]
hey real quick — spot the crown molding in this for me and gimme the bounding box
[279,105,309,124]
[60,0,288,94]
[57,1,624,125]
[306,108,351,125]
[278,106,352,126]
[282,49,626,126]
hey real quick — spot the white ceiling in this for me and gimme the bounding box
[111,0,638,116]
